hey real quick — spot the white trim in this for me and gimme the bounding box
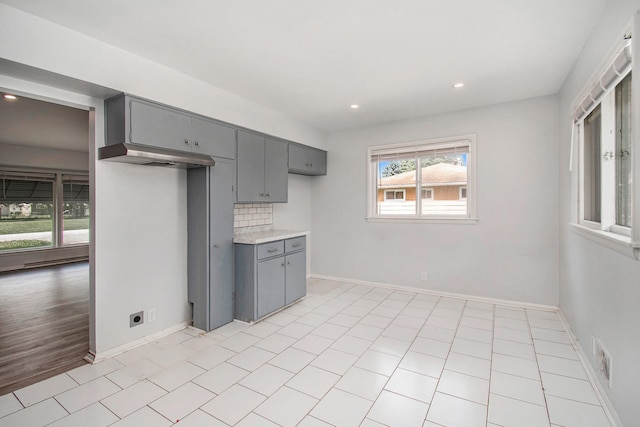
[557,312,623,427]
[459,186,467,200]
[421,187,434,200]
[383,188,406,201]
[310,274,557,311]
[86,321,190,363]
[569,223,637,259]
[366,216,479,225]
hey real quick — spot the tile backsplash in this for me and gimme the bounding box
[234,203,273,229]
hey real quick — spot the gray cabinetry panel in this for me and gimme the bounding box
[191,117,236,159]
[264,138,288,202]
[236,130,266,202]
[130,98,191,150]
[285,236,306,252]
[288,143,327,176]
[236,130,288,203]
[285,251,306,305]
[105,94,235,160]
[257,257,286,318]
[188,159,235,331]
[234,236,306,322]
[257,241,284,260]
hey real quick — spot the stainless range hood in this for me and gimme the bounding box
[98,143,215,168]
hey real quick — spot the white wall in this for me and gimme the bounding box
[558,1,640,424]
[312,96,560,306]
[0,4,326,355]
[273,174,313,273]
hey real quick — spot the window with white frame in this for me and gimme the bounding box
[367,134,476,221]
[576,45,632,234]
[0,170,89,252]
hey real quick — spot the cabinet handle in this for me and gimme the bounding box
[267,248,279,253]
[265,193,270,197]
[194,140,199,147]
[287,261,291,265]
[292,243,301,248]
[281,263,285,267]
[213,244,220,248]
[184,138,190,145]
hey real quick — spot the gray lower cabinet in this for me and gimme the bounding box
[105,93,236,160]
[187,158,235,331]
[236,129,288,203]
[288,143,327,176]
[234,236,306,322]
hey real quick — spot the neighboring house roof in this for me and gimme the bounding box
[380,163,466,187]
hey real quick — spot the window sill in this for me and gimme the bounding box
[366,216,479,225]
[569,223,638,259]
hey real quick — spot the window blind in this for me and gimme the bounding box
[371,141,470,162]
[573,41,632,123]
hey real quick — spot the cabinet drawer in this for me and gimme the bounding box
[257,240,284,260]
[285,236,306,253]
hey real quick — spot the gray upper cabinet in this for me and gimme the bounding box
[288,143,327,176]
[191,117,236,159]
[236,129,288,203]
[105,94,236,160]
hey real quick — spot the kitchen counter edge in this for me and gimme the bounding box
[233,229,309,245]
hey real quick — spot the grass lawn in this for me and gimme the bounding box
[0,217,89,235]
[0,240,51,250]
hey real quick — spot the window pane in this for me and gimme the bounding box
[63,179,90,245]
[583,105,601,223]
[615,72,632,227]
[0,179,53,251]
[376,159,417,215]
[420,154,467,216]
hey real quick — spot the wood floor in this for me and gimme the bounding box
[0,262,89,396]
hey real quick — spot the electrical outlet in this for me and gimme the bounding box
[130,311,144,327]
[595,339,613,388]
[420,271,428,281]
[148,308,157,322]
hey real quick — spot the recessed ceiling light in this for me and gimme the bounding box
[3,94,17,100]
[453,83,464,89]
[350,104,359,109]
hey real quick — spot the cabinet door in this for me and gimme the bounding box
[264,138,288,202]
[208,159,235,330]
[285,251,306,305]
[289,144,327,175]
[129,98,191,151]
[191,117,236,160]
[257,257,285,318]
[236,130,266,202]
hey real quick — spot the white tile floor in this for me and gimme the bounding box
[0,278,612,427]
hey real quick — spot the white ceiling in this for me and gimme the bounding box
[1,0,608,132]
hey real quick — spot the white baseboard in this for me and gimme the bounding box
[310,274,558,311]
[85,321,190,364]
[557,312,622,427]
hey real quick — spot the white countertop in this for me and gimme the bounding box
[233,229,309,244]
